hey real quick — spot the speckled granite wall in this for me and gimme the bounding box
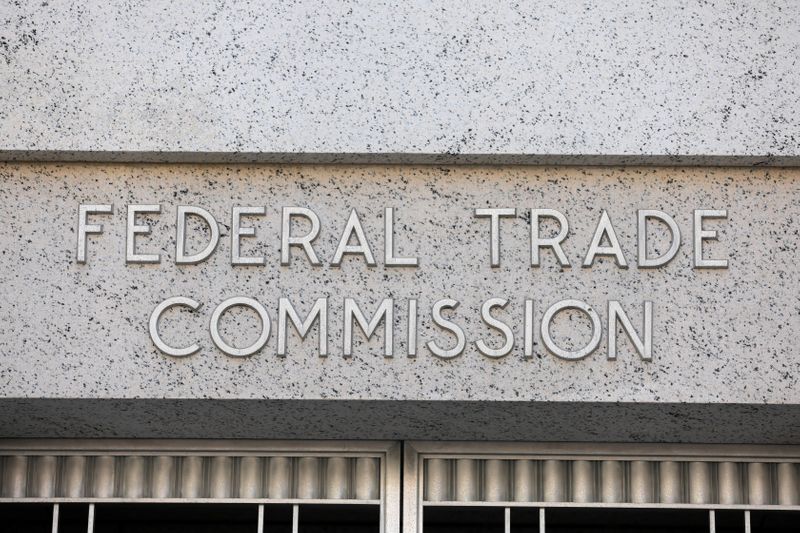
[0,164,797,440]
[1,1,799,164]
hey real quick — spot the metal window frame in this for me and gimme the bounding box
[403,441,800,533]
[0,439,401,533]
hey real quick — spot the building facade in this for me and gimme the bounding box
[1,1,799,531]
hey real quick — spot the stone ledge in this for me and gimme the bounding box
[3,2,798,159]
[1,400,797,444]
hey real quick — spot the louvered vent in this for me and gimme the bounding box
[423,458,800,506]
[0,454,380,501]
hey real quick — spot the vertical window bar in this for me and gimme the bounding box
[744,510,751,533]
[51,503,59,533]
[87,503,95,533]
[504,507,510,533]
[708,509,715,533]
[539,507,545,533]
[257,504,264,533]
[292,504,299,533]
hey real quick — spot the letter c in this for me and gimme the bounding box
[149,297,202,357]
